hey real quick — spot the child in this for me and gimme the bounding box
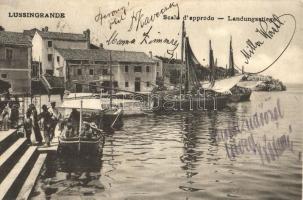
[24,111,33,144]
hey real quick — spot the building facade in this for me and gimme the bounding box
[54,48,158,93]
[30,27,90,75]
[0,31,32,94]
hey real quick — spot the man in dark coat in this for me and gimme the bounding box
[27,104,43,145]
[38,105,53,146]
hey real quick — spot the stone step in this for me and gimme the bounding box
[16,153,47,200]
[0,146,37,200]
[0,129,18,155]
[0,138,28,183]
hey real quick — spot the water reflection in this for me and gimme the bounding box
[36,149,104,199]
[179,113,204,192]
[32,87,303,200]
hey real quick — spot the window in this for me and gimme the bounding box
[125,65,129,72]
[146,66,150,72]
[102,69,108,75]
[77,68,82,75]
[125,81,129,87]
[146,81,150,87]
[1,74,7,79]
[76,84,82,92]
[89,69,94,75]
[6,49,12,60]
[134,66,142,72]
[113,81,118,87]
[48,54,53,61]
[157,62,159,66]
[57,56,60,62]
[48,41,52,47]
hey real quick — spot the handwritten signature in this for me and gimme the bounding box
[95,2,129,30]
[128,2,179,32]
[240,14,296,74]
[106,26,179,59]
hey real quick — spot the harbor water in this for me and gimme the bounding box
[32,84,302,200]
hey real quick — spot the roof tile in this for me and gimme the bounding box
[56,48,155,63]
[37,30,87,41]
[0,31,31,47]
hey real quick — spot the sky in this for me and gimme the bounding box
[0,0,302,83]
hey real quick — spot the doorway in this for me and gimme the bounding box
[135,77,141,92]
[75,84,82,93]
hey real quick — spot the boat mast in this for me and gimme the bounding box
[180,20,185,96]
[185,37,190,93]
[229,36,235,76]
[209,40,215,84]
[109,51,113,108]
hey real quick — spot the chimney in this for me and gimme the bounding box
[149,51,153,59]
[44,26,48,32]
[84,29,90,47]
[99,43,103,49]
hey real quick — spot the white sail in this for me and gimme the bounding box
[202,75,243,93]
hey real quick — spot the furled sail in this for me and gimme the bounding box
[184,37,221,91]
[209,40,215,87]
[184,37,202,91]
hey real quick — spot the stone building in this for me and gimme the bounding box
[29,27,90,76]
[0,31,31,94]
[54,48,158,93]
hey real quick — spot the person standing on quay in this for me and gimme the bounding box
[10,103,19,128]
[28,104,43,145]
[48,102,61,141]
[23,110,33,144]
[38,104,53,147]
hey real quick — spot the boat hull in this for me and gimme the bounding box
[100,109,124,130]
[58,137,103,156]
[229,91,252,102]
[229,86,252,102]
[152,95,229,112]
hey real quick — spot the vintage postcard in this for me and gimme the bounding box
[0,0,302,199]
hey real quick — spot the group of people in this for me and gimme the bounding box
[0,102,20,131]
[24,102,61,146]
[61,109,100,139]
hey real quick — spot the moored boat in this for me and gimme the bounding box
[151,21,230,112]
[58,110,105,156]
[58,134,103,156]
[229,85,252,102]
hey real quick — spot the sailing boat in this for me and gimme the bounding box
[199,37,252,102]
[226,37,252,102]
[151,21,229,112]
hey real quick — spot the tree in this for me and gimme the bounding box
[0,26,5,31]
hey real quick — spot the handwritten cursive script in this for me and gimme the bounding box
[95,2,129,29]
[128,2,179,32]
[240,14,296,74]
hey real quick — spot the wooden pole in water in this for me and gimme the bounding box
[78,99,83,153]
[109,51,113,109]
